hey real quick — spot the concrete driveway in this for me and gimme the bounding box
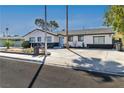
[46,49,124,75]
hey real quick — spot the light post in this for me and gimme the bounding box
[44,5,47,56]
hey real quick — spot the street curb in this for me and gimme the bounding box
[45,62,72,69]
[0,55,43,64]
[0,51,33,55]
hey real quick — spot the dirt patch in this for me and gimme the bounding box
[0,47,45,55]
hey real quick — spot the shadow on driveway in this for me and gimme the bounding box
[68,49,124,82]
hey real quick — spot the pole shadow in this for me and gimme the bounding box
[28,55,47,88]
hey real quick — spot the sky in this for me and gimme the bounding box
[0,5,108,36]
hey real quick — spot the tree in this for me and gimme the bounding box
[22,41,30,48]
[104,6,124,45]
[49,21,59,32]
[35,18,45,30]
[104,6,124,33]
[35,19,59,32]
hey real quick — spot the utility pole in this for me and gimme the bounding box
[44,5,47,56]
[66,5,69,49]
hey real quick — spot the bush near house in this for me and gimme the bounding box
[112,32,124,51]
[22,41,30,48]
[113,32,124,46]
[23,48,34,54]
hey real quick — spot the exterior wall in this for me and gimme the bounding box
[0,39,24,47]
[68,36,83,47]
[13,40,24,47]
[64,34,113,47]
[64,37,67,45]
[105,34,113,44]
[54,36,59,42]
[64,36,84,47]
[24,29,113,48]
[84,34,112,47]
[24,30,59,43]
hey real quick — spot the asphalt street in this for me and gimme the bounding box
[0,57,124,88]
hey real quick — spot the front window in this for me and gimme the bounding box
[47,36,52,43]
[29,37,35,43]
[37,37,41,42]
[78,35,84,41]
[68,36,73,42]
[93,36,105,44]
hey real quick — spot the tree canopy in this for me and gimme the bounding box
[35,18,59,32]
[104,6,124,33]
[49,21,59,32]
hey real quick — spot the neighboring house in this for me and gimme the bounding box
[24,29,59,48]
[23,28,114,48]
[0,36,24,47]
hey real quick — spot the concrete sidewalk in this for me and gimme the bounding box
[0,52,44,62]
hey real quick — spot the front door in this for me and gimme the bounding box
[59,37,64,48]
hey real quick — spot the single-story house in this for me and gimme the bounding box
[24,29,59,48]
[24,28,114,48]
[0,36,24,47]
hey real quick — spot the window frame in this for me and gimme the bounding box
[78,35,84,42]
[37,37,41,43]
[93,36,105,44]
[47,36,52,43]
[29,37,35,43]
[68,36,73,42]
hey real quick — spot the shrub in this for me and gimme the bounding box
[23,48,34,54]
[22,41,30,48]
[4,40,14,49]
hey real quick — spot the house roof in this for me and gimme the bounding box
[23,28,114,37]
[56,28,114,36]
[23,29,58,37]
